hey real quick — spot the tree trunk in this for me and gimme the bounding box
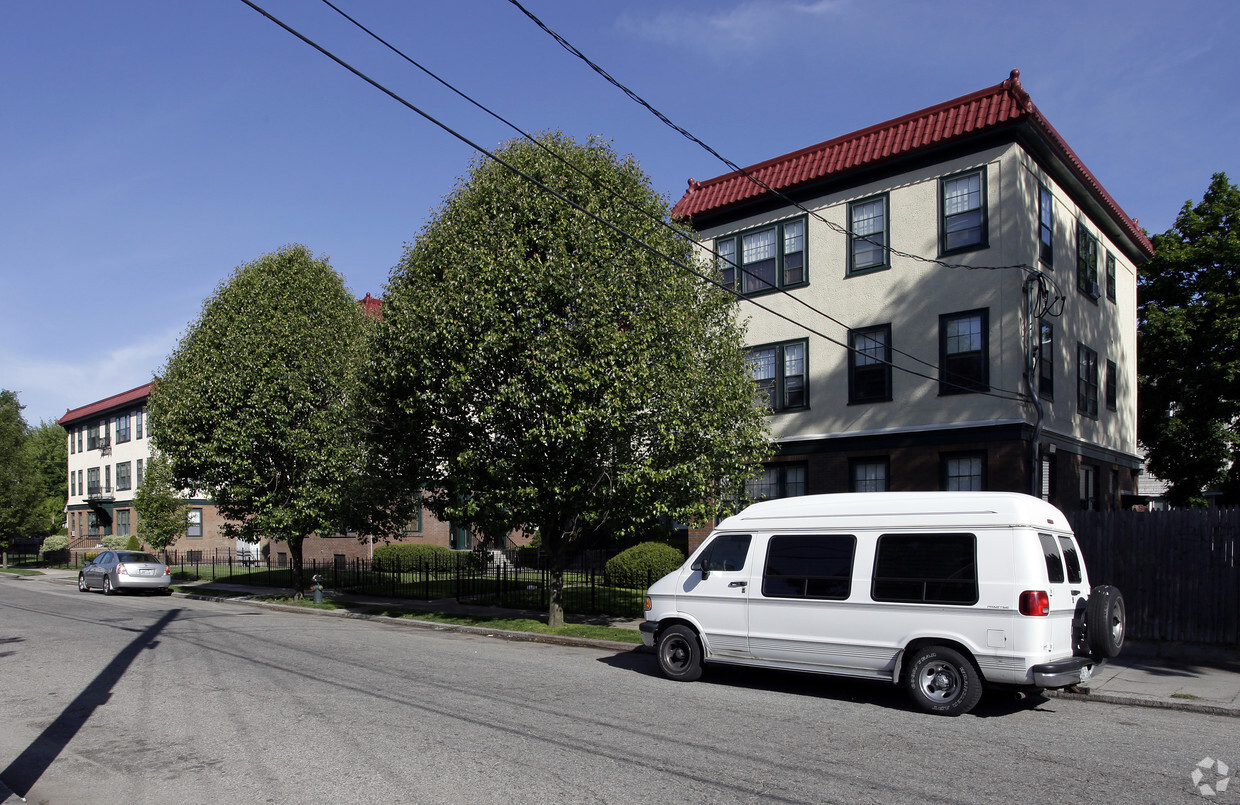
[543,521,568,628]
[288,536,306,597]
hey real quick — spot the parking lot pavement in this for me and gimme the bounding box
[8,567,1238,717]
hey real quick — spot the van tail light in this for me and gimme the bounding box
[1020,590,1050,616]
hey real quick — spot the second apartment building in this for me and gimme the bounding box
[674,70,1153,516]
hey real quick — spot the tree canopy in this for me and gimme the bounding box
[133,450,189,558]
[26,420,68,538]
[1138,172,1240,506]
[149,245,370,591]
[0,390,41,555]
[365,133,770,625]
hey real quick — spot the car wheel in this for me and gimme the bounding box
[1086,585,1125,658]
[905,645,983,716]
[656,625,703,682]
[103,576,115,596]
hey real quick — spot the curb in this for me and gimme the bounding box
[173,591,647,654]
[1045,689,1240,719]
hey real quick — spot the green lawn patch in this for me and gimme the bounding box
[0,567,45,576]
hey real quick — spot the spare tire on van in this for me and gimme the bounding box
[1086,585,1125,658]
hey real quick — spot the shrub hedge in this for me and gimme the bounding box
[604,542,684,589]
[372,542,458,571]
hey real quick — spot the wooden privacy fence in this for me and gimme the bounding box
[1069,508,1240,645]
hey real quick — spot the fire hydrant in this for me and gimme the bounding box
[310,574,324,604]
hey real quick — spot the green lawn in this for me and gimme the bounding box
[203,593,643,643]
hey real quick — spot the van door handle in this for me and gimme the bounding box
[1071,590,1081,596]
[728,581,747,588]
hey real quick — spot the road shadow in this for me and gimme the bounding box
[598,649,1061,718]
[0,608,181,798]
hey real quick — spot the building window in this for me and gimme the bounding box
[115,461,132,491]
[747,340,808,411]
[848,195,888,273]
[941,452,986,491]
[939,309,989,394]
[1077,223,1100,299]
[848,325,892,404]
[87,427,98,451]
[115,414,131,444]
[1078,344,1099,418]
[87,467,100,496]
[187,508,203,538]
[69,431,75,455]
[115,509,130,537]
[1038,319,1054,399]
[1038,183,1054,267]
[105,465,111,493]
[78,469,83,497]
[136,459,144,487]
[76,428,82,453]
[850,458,889,492]
[404,505,423,534]
[1040,453,1057,503]
[1106,360,1118,411]
[746,463,807,501]
[1105,252,1117,303]
[940,168,987,254]
[71,472,76,496]
[715,217,808,295]
[1080,465,1099,511]
[136,408,144,440]
[88,512,100,538]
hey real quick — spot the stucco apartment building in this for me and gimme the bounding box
[675,70,1153,524]
[59,382,470,564]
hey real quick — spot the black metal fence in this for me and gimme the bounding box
[118,550,656,620]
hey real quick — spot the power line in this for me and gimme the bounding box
[505,0,1067,293]
[235,0,1029,404]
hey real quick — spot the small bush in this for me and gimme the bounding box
[101,535,128,550]
[604,542,685,589]
[125,535,141,551]
[372,542,458,571]
[84,552,100,563]
[41,534,69,564]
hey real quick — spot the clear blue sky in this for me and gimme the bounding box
[3,0,1237,426]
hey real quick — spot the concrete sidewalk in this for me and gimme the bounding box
[9,567,1239,717]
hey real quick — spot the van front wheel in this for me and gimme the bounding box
[905,646,983,716]
[657,625,703,682]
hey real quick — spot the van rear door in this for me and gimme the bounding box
[1037,532,1084,656]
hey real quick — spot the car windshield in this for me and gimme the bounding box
[118,552,161,563]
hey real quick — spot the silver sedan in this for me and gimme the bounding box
[78,550,173,595]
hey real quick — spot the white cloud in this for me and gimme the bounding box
[619,0,850,54]
[1,326,181,426]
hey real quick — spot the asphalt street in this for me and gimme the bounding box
[2,574,1236,804]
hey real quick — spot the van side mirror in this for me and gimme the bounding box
[700,565,710,581]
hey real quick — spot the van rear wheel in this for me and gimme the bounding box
[657,625,703,682]
[905,646,983,716]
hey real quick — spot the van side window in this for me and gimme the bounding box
[763,535,856,600]
[872,534,978,605]
[1038,533,1066,584]
[1057,535,1083,584]
[692,534,752,573]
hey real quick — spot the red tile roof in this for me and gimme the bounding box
[360,292,382,319]
[673,70,1153,259]
[59,382,152,426]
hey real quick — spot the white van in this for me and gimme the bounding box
[640,492,1125,716]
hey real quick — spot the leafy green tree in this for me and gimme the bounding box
[0,390,41,564]
[1138,173,1240,506]
[26,420,67,537]
[150,245,369,593]
[366,133,769,626]
[133,451,189,559]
